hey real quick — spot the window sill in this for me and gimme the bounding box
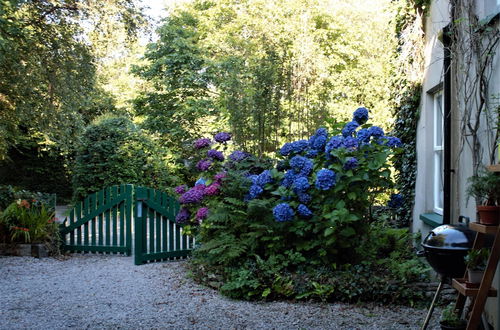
[420,213,443,228]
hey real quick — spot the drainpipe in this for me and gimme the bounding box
[442,24,452,225]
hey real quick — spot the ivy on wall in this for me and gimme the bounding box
[391,0,427,227]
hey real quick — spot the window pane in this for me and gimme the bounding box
[435,93,443,147]
[435,150,444,211]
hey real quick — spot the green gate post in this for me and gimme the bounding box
[134,187,147,265]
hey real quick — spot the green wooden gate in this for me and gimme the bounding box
[59,185,193,264]
[134,186,194,265]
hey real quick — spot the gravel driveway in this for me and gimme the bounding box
[0,255,440,329]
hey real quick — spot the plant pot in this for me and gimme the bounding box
[440,320,467,330]
[467,269,484,284]
[477,205,500,225]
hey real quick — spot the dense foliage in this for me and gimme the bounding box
[134,0,397,156]
[72,116,175,200]
[182,109,429,304]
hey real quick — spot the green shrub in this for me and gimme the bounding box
[72,116,178,200]
[0,199,58,245]
[186,108,430,305]
[0,185,56,211]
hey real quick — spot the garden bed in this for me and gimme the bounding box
[0,243,48,258]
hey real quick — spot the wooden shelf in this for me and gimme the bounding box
[469,222,498,234]
[452,278,497,297]
[487,164,500,172]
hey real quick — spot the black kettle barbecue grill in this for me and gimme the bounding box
[418,222,476,330]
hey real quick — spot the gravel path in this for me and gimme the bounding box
[0,255,441,329]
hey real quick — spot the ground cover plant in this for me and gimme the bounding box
[176,108,430,305]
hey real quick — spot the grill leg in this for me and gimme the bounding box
[421,278,445,330]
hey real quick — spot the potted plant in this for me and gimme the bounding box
[466,170,500,225]
[464,248,489,284]
[440,303,466,330]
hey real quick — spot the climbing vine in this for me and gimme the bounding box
[391,0,427,227]
[450,1,500,175]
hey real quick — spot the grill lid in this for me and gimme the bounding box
[422,224,475,250]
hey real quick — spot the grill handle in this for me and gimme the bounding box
[416,250,425,257]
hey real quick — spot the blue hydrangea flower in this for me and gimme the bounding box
[368,126,384,138]
[229,150,250,162]
[293,176,310,192]
[282,170,299,188]
[343,136,358,149]
[248,185,264,200]
[385,136,403,148]
[214,132,231,143]
[309,128,329,150]
[315,169,336,190]
[341,121,359,137]
[248,174,259,185]
[195,178,207,186]
[299,159,313,176]
[356,128,371,143]
[207,149,224,161]
[291,140,309,154]
[297,204,313,218]
[305,148,319,158]
[175,208,191,224]
[279,143,293,156]
[273,203,295,222]
[388,193,404,209]
[353,107,369,124]
[325,136,344,158]
[290,155,313,173]
[298,193,312,204]
[256,170,273,186]
[344,157,359,170]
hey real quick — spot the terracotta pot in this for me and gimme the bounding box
[477,205,500,225]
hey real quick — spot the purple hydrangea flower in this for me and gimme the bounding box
[205,183,220,196]
[207,149,224,161]
[196,159,212,171]
[214,132,231,143]
[293,176,310,192]
[315,169,336,190]
[368,126,384,138]
[229,150,250,162]
[174,185,187,195]
[248,185,264,199]
[279,142,293,156]
[194,138,212,149]
[344,157,359,170]
[388,193,404,209]
[385,136,403,148]
[353,107,369,124]
[343,136,358,149]
[356,128,371,143]
[179,186,205,204]
[342,121,359,137]
[214,172,226,182]
[273,203,295,222]
[298,193,312,204]
[297,204,313,218]
[196,207,209,220]
[175,208,191,224]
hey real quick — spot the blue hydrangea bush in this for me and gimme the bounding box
[190,108,430,303]
[244,107,402,262]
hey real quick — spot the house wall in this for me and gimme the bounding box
[413,0,500,327]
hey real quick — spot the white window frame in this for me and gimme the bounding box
[433,91,444,215]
